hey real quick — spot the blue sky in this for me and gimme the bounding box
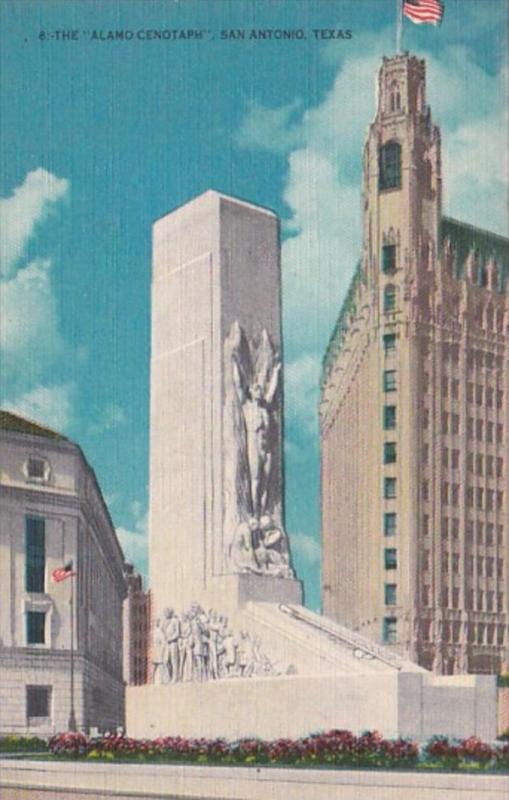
[1,0,507,611]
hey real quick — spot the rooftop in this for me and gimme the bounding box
[0,409,70,442]
[441,216,509,286]
[321,218,509,388]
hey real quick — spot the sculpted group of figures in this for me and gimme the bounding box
[151,603,280,684]
[229,514,293,577]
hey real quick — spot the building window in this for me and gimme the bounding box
[384,442,397,464]
[26,685,51,720]
[384,548,397,569]
[26,611,45,645]
[383,616,398,643]
[384,512,397,537]
[383,405,396,430]
[25,517,45,593]
[452,588,460,609]
[486,524,494,546]
[384,286,396,313]
[383,369,397,392]
[451,450,459,469]
[27,457,45,480]
[477,487,484,509]
[384,477,397,499]
[379,141,402,191]
[383,333,396,352]
[385,584,397,606]
[382,244,396,273]
[476,419,484,441]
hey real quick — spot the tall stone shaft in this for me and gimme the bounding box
[149,191,300,615]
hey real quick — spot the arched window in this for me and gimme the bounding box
[390,81,401,113]
[379,141,401,191]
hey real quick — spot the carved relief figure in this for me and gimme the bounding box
[223,321,294,578]
[232,338,281,519]
[151,618,168,686]
[163,607,181,684]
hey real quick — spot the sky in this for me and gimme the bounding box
[0,0,507,611]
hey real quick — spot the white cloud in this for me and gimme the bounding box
[0,169,72,421]
[3,383,74,432]
[235,98,304,154]
[0,168,69,278]
[0,258,65,380]
[290,532,321,566]
[116,501,148,578]
[442,113,509,234]
[88,403,127,435]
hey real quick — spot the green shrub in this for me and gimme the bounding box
[0,735,47,752]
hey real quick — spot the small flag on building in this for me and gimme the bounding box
[403,0,444,25]
[51,561,76,582]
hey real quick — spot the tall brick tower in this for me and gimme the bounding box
[320,53,508,674]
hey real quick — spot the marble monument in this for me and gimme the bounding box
[126,189,497,743]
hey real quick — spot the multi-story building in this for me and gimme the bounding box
[0,410,126,734]
[320,53,508,675]
[123,563,150,685]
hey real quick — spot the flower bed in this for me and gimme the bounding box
[39,730,509,772]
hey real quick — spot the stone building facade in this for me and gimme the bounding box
[123,563,150,685]
[0,411,126,734]
[320,53,508,675]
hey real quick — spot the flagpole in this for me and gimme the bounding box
[396,0,403,53]
[68,569,77,731]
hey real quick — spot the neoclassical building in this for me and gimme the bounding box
[320,53,508,675]
[0,410,126,734]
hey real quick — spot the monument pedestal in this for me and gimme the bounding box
[127,602,497,743]
[188,573,303,617]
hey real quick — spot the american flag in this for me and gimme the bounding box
[403,0,444,25]
[51,561,76,582]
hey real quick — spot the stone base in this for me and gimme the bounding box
[129,603,497,742]
[127,670,496,742]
